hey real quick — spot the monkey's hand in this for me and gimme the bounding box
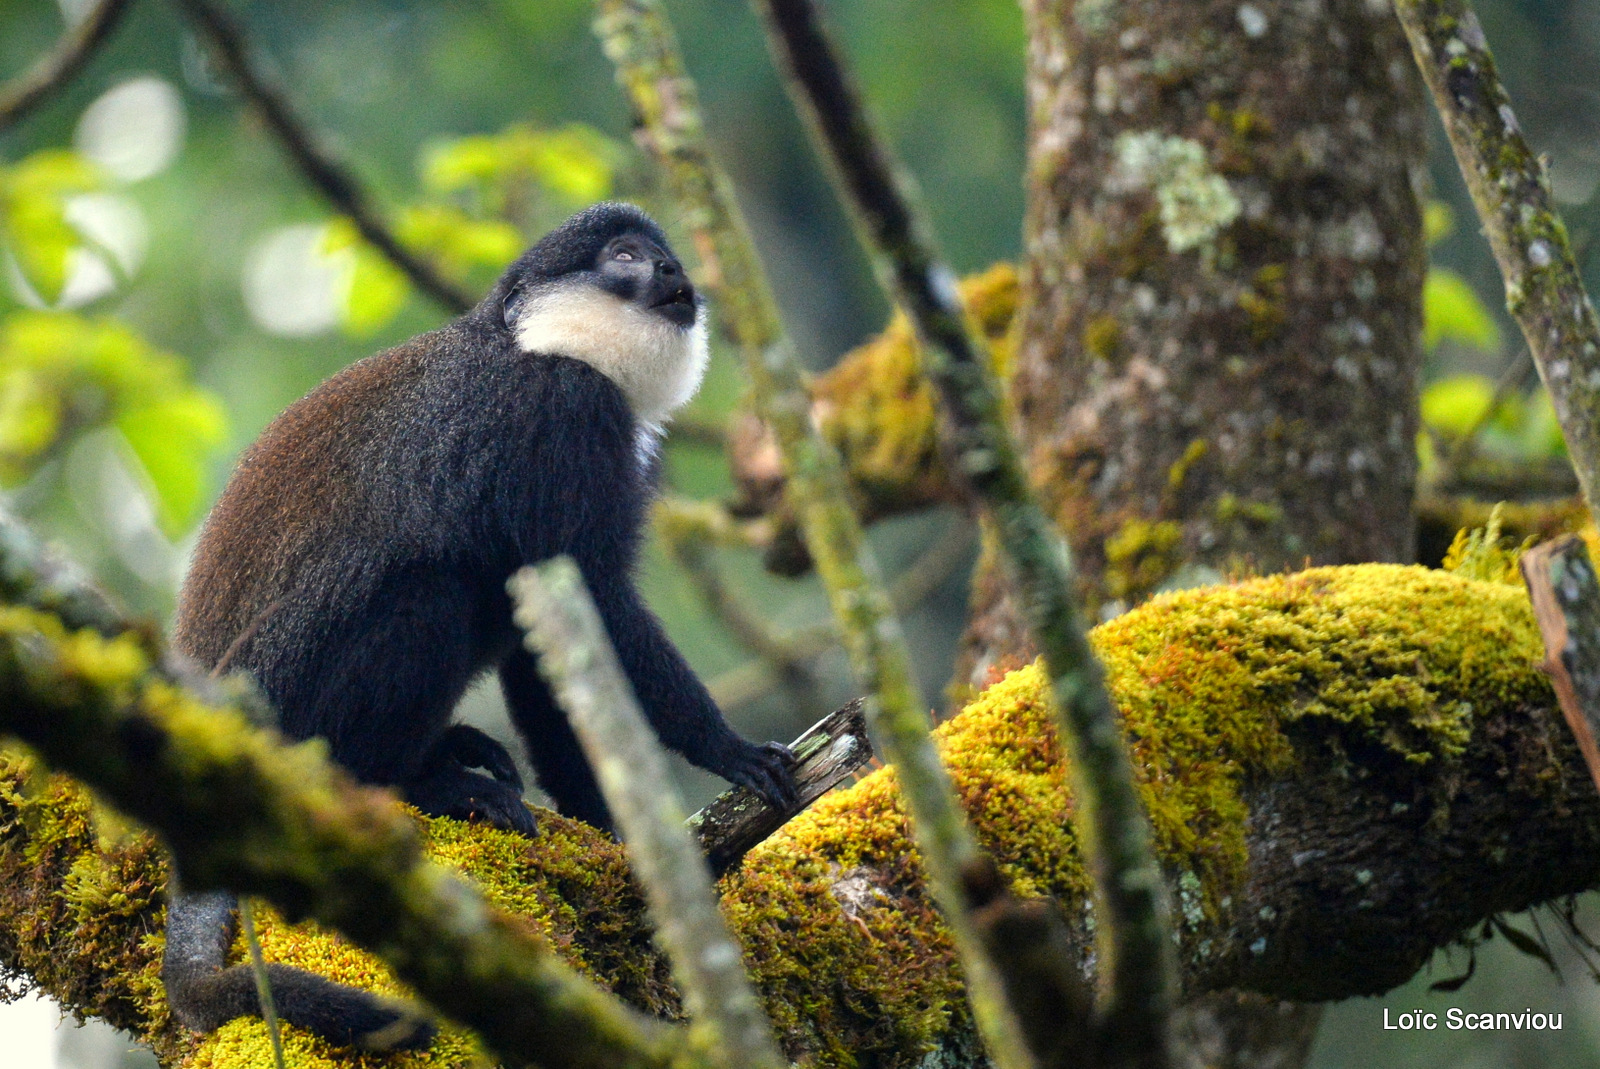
[727,740,799,813]
[403,725,538,837]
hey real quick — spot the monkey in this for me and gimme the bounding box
[161,202,799,1050]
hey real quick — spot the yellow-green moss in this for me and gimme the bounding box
[0,565,1562,1069]
[1104,517,1186,600]
[1082,314,1122,364]
[810,264,1017,507]
[722,564,1550,1066]
[184,809,674,1069]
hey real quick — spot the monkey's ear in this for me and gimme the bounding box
[501,285,525,331]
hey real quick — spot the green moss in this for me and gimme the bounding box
[1082,315,1122,364]
[722,564,1550,1066]
[1238,264,1288,341]
[809,264,1018,510]
[1103,517,1186,601]
[1166,439,1209,494]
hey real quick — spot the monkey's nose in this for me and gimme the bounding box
[654,259,680,279]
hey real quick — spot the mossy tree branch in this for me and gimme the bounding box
[1395,0,1600,527]
[174,0,473,314]
[4,563,1598,1069]
[0,509,702,1069]
[0,0,135,133]
[749,1,1173,1065]
[593,7,1038,1069]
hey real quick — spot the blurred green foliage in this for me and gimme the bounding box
[0,149,104,303]
[0,309,226,533]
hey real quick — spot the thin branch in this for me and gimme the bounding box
[1396,0,1600,532]
[687,699,874,876]
[706,520,974,713]
[510,558,787,1069]
[0,0,135,133]
[1437,347,1532,484]
[0,512,693,1069]
[746,1,1175,1066]
[592,9,1038,1068]
[174,0,473,313]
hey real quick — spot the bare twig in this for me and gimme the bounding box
[510,557,787,1069]
[592,11,1038,1066]
[747,1,1175,1065]
[0,0,135,133]
[688,699,874,876]
[1397,0,1600,532]
[174,0,473,313]
[706,520,974,713]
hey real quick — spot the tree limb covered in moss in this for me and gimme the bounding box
[593,8,1039,1069]
[748,1,1174,1065]
[0,0,135,133]
[511,559,787,1069]
[174,0,472,313]
[0,517,700,1069]
[1396,0,1600,527]
[4,564,1597,1069]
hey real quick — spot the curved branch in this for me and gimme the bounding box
[175,0,473,313]
[0,0,135,134]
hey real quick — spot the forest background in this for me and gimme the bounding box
[1,0,1599,1065]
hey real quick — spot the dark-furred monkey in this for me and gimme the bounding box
[162,203,797,1049]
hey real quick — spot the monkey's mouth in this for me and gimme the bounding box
[650,289,697,326]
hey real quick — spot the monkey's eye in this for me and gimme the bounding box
[613,249,637,261]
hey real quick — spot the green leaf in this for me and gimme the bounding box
[1424,200,1454,247]
[323,218,411,336]
[397,205,521,279]
[1423,269,1500,352]
[0,310,228,533]
[0,150,105,303]
[1420,374,1494,438]
[1523,387,1568,459]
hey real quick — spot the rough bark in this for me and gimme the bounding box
[958,0,1428,687]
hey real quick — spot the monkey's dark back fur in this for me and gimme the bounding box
[176,315,655,788]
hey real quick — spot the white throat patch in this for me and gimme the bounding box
[512,284,710,431]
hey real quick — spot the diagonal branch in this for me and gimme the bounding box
[1395,0,1600,531]
[0,0,136,133]
[511,558,788,1069]
[747,1,1176,1066]
[593,6,1039,1068]
[174,0,473,313]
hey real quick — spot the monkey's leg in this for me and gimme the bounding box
[501,648,615,832]
[163,884,434,1050]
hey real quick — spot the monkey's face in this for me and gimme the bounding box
[593,232,698,328]
[499,212,711,430]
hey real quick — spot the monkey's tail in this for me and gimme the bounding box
[162,887,436,1051]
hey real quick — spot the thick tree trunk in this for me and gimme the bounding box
[959,0,1428,690]
[951,1,1431,1063]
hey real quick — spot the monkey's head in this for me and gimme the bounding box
[492,203,709,429]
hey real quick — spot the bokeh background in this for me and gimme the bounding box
[0,0,1598,1065]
